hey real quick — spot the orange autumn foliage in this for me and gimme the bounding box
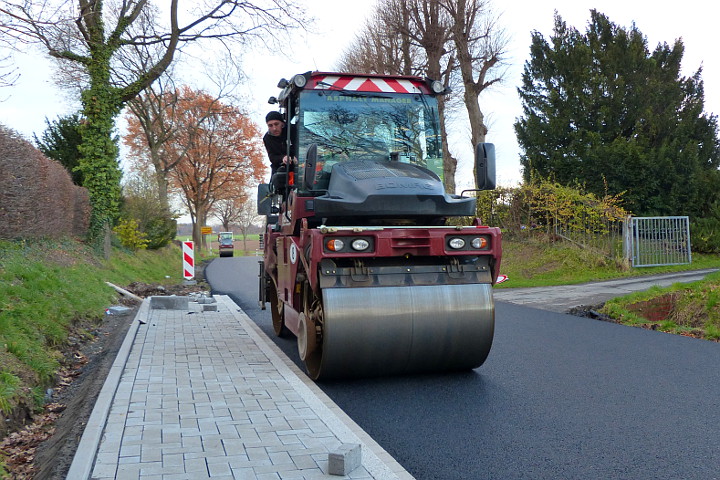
[125,85,267,245]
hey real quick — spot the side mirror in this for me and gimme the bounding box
[303,144,318,190]
[257,184,272,215]
[475,143,496,190]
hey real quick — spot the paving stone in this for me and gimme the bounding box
[149,295,189,310]
[328,443,362,476]
[82,297,407,479]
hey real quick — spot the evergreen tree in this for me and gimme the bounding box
[34,113,84,186]
[515,10,720,217]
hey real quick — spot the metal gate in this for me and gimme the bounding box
[623,216,691,267]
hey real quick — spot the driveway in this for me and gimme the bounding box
[493,268,719,312]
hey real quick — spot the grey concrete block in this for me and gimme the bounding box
[202,304,218,312]
[197,296,217,304]
[149,296,189,310]
[328,443,362,476]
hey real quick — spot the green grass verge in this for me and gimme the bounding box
[0,238,186,426]
[599,270,720,340]
[499,236,720,340]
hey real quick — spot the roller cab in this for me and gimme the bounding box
[258,71,502,380]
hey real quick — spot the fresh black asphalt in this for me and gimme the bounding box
[207,256,720,480]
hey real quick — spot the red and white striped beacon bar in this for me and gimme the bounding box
[182,241,194,280]
[310,74,427,94]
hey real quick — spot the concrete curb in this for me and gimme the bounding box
[218,295,414,479]
[65,299,149,480]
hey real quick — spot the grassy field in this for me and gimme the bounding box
[176,234,261,259]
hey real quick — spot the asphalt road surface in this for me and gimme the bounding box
[207,256,720,480]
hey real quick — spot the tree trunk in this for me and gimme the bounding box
[153,152,170,209]
[464,85,488,146]
[438,96,457,193]
[77,54,123,240]
[191,203,207,249]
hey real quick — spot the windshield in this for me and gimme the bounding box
[296,90,443,192]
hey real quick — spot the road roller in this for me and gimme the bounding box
[257,71,502,380]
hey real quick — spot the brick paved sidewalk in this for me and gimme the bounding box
[68,295,412,480]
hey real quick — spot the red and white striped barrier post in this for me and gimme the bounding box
[182,241,195,280]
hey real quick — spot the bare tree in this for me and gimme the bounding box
[213,188,250,232]
[385,0,459,192]
[337,0,508,192]
[337,2,418,76]
[234,200,261,253]
[0,51,19,95]
[338,0,460,190]
[442,0,508,160]
[125,73,180,210]
[125,52,252,230]
[0,14,19,93]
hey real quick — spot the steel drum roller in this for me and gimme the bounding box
[316,283,494,379]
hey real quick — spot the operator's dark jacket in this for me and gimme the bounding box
[263,127,288,176]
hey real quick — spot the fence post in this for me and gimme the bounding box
[685,217,693,265]
[623,215,632,265]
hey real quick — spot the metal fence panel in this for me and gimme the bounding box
[624,216,691,267]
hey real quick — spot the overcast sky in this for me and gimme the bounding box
[1,0,717,190]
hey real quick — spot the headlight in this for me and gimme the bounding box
[471,237,488,249]
[292,74,307,88]
[325,239,345,251]
[323,236,374,253]
[351,239,370,251]
[448,237,466,249]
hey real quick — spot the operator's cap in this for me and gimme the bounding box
[266,111,283,123]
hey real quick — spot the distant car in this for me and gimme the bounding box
[218,232,234,257]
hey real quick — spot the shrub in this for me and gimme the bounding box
[691,204,720,253]
[113,218,149,250]
[0,125,90,239]
[120,171,177,249]
[143,216,177,250]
